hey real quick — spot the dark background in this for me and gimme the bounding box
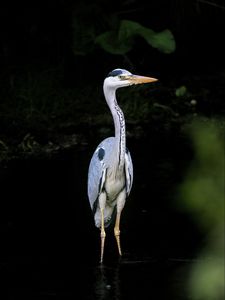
[1,2,225,64]
[0,1,224,299]
[0,0,225,143]
[1,1,225,80]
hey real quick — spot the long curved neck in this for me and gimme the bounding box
[104,86,126,167]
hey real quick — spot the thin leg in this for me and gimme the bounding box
[114,212,122,256]
[100,208,106,263]
[98,191,106,263]
[114,189,126,257]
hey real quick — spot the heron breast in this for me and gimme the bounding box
[104,170,125,202]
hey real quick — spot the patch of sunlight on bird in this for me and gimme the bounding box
[178,117,225,300]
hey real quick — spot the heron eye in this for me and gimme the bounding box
[119,75,126,80]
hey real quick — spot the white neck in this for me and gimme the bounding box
[103,86,126,167]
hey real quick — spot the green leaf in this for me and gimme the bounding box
[95,30,133,55]
[95,19,176,55]
[120,20,176,53]
[175,86,188,97]
[144,29,176,53]
[119,20,145,39]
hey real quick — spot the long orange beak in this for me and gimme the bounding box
[128,74,158,85]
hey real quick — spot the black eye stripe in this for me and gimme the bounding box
[107,69,123,77]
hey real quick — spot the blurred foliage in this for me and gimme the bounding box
[95,20,175,55]
[0,66,99,158]
[179,118,224,230]
[117,85,156,121]
[72,3,175,57]
[0,67,93,127]
[178,118,225,300]
[175,86,188,97]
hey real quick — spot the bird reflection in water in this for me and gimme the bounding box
[94,263,121,300]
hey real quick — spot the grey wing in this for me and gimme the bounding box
[87,145,107,211]
[125,149,133,196]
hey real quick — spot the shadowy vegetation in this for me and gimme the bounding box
[93,20,175,55]
[1,3,225,299]
[178,119,224,300]
[0,0,225,164]
[72,2,175,56]
[0,64,225,163]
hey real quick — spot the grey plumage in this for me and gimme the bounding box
[87,68,157,262]
[88,137,133,228]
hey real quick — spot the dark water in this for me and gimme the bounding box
[1,141,202,299]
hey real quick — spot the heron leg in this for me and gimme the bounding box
[114,211,122,256]
[114,189,126,256]
[99,192,106,263]
[100,208,106,263]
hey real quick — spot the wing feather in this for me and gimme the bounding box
[124,149,133,196]
[88,148,106,211]
[88,138,133,210]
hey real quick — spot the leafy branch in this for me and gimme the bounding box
[72,18,176,56]
[95,20,176,55]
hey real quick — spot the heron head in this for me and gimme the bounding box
[104,68,158,90]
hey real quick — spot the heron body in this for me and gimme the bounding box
[87,69,157,263]
[88,137,133,228]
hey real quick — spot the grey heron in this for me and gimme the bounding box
[88,68,158,263]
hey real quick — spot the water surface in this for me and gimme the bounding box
[1,143,201,299]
